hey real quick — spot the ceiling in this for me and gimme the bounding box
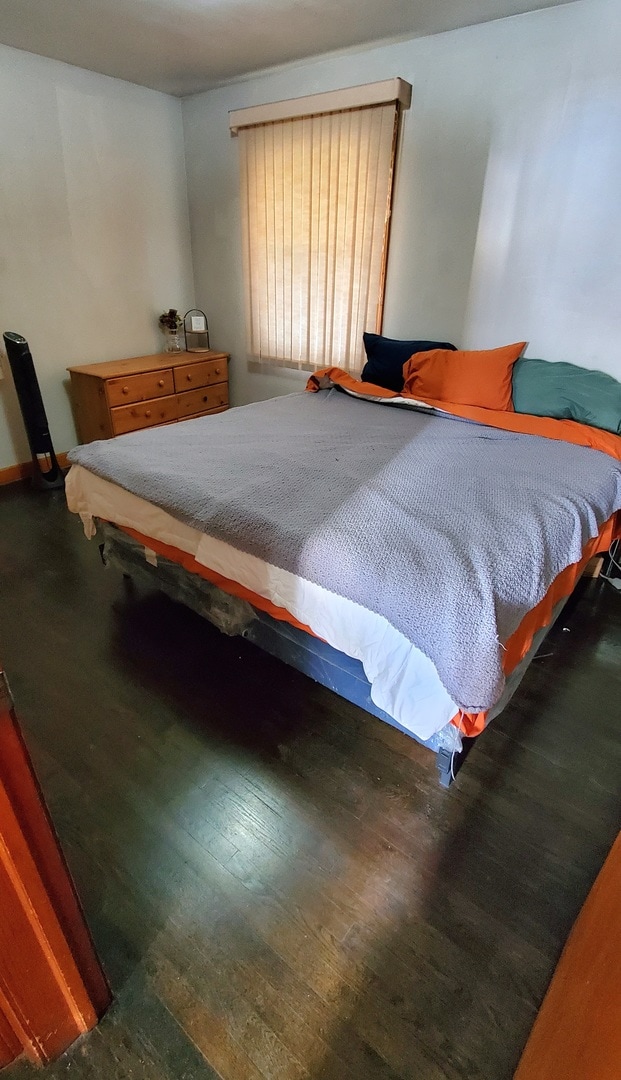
[1,0,575,97]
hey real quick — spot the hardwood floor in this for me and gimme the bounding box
[0,482,619,1080]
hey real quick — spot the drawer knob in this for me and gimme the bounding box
[145,410,152,418]
[215,368,221,375]
[158,379,165,388]
[186,374,192,381]
[122,386,129,394]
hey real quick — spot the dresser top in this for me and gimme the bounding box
[67,350,229,379]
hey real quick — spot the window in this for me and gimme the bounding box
[230,79,411,374]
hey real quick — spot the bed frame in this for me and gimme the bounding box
[100,522,570,787]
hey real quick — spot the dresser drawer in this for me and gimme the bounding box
[111,394,178,435]
[107,369,174,407]
[177,384,229,418]
[173,358,227,393]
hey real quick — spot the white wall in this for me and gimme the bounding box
[0,45,195,468]
[2,0,618,465]
[182,0,621,408]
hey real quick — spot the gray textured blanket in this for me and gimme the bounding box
[69,390,621,711]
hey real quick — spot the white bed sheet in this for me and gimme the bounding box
[66,464,459,741]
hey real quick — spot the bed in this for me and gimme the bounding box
[65,359,621,785]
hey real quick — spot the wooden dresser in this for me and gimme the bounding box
[68,350,229,443]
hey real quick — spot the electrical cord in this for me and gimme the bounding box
[601,539,621,591]
[449,712,464,781]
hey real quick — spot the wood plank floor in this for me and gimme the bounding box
[0,482,619,1080]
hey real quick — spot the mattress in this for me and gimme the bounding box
[66,464,460,741]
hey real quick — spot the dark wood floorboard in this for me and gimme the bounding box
[0,483,619,1080]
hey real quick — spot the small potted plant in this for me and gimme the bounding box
[158,309,184,352]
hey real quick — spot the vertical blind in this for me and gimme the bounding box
[238,102,399,373]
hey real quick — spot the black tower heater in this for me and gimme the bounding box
[3,332,65,490]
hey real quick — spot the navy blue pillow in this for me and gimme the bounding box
[361,333,457,393]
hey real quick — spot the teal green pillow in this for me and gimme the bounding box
[512,358,621,435]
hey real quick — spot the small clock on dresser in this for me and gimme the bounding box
[67,350,229,444]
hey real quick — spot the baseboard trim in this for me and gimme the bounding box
[0,453,70,487]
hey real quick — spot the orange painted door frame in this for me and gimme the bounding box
[515,831,621,1080]
[0,668,110,1069]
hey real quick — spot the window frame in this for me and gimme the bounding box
[230,79,411,375]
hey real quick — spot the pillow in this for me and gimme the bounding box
[361,333,457,393]
[512,358,621,435]
[403,342,527,412]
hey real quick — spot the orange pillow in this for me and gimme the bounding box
[402,342,527,412]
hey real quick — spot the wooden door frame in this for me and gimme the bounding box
[0,670,110,1068]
